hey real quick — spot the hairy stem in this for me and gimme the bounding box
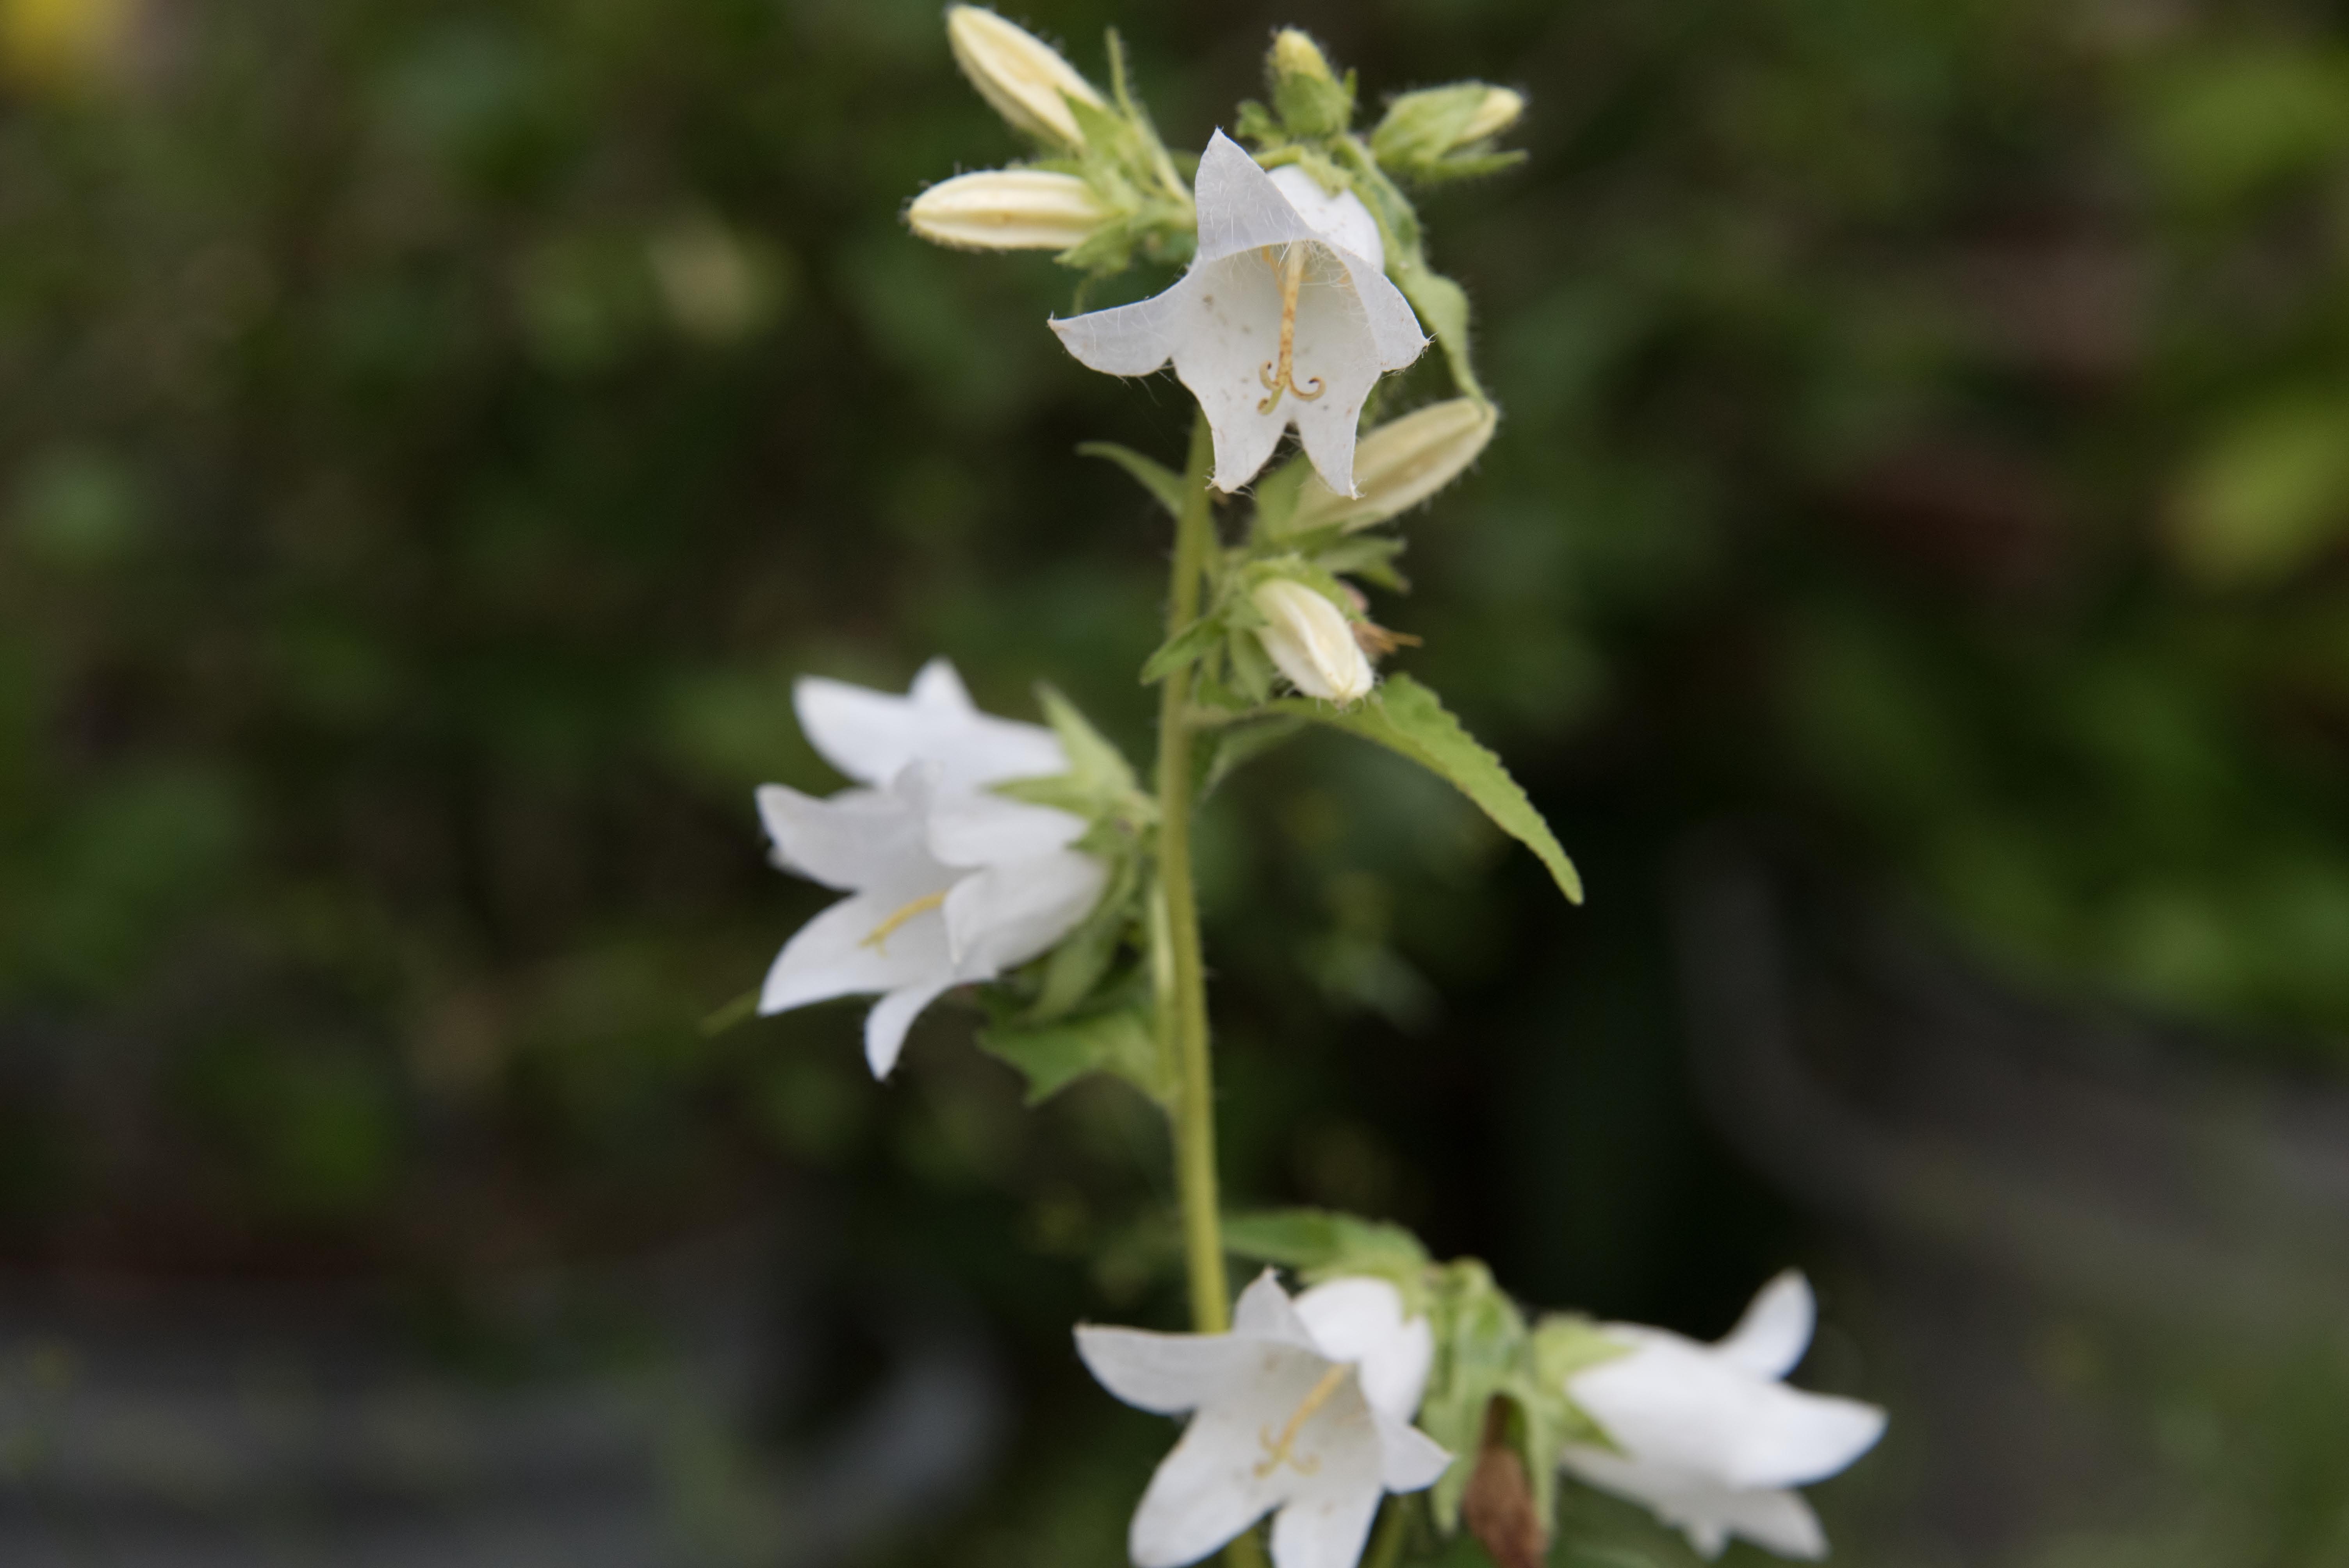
[1156,413,1230,1335]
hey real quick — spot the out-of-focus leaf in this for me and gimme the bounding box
[2170,393,2349,586]
[978,1002,1167,1107]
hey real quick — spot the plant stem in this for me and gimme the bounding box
[1363,1500,1410,1568]
[1156,413,1231,1336]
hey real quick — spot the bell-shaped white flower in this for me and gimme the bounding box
[1251,579,1374,704]
[758,661,1103,1078]
[757,766,1105,1078]
[1558,1271,1886,1561]
[1051,132,1426,497]
[794,657,1068,794]
[1077,1270,1450,1568]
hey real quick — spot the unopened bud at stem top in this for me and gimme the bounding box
[1251,579,1375,704]
[946,7,1105,151]
[908,169,1109,252]
[1460,86,1525,142]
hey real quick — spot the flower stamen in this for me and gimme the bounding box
[1256,243,1326,413]
[860,891,948,954]
[1254,1363,1351,1477]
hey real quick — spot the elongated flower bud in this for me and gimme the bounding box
[946,7,1105,151]
[1251,580,1374,704]
[1460,87,1526,143]
[1289,398,1498,533]
[908,169,1110,251]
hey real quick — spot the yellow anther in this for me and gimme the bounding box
[1256,243,1327,414]
[1254,1364,1350,1478]
[859,891,947,954]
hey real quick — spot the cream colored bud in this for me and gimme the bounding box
[1289,398,1498,533]
[907,169,1110,251]
[1460,87,1525,143]
[1271,28,1335,85]
[1251,580,1375,704]
[946,7,1106,150]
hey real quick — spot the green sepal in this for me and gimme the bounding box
[1224,624,1279,704]
[1312,533,1409,593]
[1271,674,1582,902]
[978,1000,1168,1107]
[1027,841,1143,1023]
[1142,614,1228,684]
[1275,66,1357,141]
[1038,684,1141,797]
[1249,453,1315,540]
[1419,1260,1528,1531]
[1079,441,1188,520]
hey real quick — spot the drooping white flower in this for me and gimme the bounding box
[1077,1270,1450,1568]
[1251,579,1374,704]
[1051,132,1426,497]
[1558,1272,1886,1561]
[757,765,1105,1078]
[757,661,1102,1078]
[794,657,1068,794]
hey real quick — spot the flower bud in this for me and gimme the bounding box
[946,7,1106,151]
[1459,87,1526,143]
[1289,398,1497,533]
[908,169,1110,252]
[1268,27,1354,139]
[1251,580,1374,704]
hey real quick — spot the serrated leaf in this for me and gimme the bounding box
[1079,441,1187,519]
[978,1003,1168,1107]
[1273,675,1581,902]
[1141,614,1228,684]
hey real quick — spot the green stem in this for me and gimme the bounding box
[1362,1499,1410,1568]
[1156,413,1230,1336]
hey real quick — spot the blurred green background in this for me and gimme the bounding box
[4,0,2349,1562]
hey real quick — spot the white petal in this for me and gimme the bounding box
[1074,1324,1260,1415]
[756,783,934,892]
[1370,1407,1452,1493]
[1294,1279,1432,1421]
[1232,1269,1320,1350]
[1160,253,1294,493]
[864,975,955,1078]
[943,850,1107,974]
[1051,289,1183,377]
[759,891,951,1016]
[1192,130,1324,262]
[1286,256,1425,499]
[1559,1447,1828,1561]
[925,790,1087,866]
[1267,1475,1382,1568]
[1569,1336,1886,1490]
[1128,1390,1294,1568]
[794,662,1065,790]
[1715,1270,1815,1381]
[1267,166,1385,271]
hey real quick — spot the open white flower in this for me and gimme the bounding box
[1077,1270,1449,1568]
[757,764,1105,1078]
[1558,1271,1886,1561]
[795,657,1068,794]
[1051,132,1426,497]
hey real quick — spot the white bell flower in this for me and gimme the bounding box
[1251,579,1374,704]
[756,765,1105,1078]
[794,657,1069,794]
[1051,131,1426,497]
[1558,1271,1886,1561]
[1076,1270,1450,1568]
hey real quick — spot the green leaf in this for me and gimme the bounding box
[1221,1206,1429,1287]
[1392,259,1482,403]
[978,1003,1168,1107]
[1273,675,1582,902]
[1142,613,1228,684]
[1079,441,1187,519]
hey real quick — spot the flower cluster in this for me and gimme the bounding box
[740,14,1890,1567]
